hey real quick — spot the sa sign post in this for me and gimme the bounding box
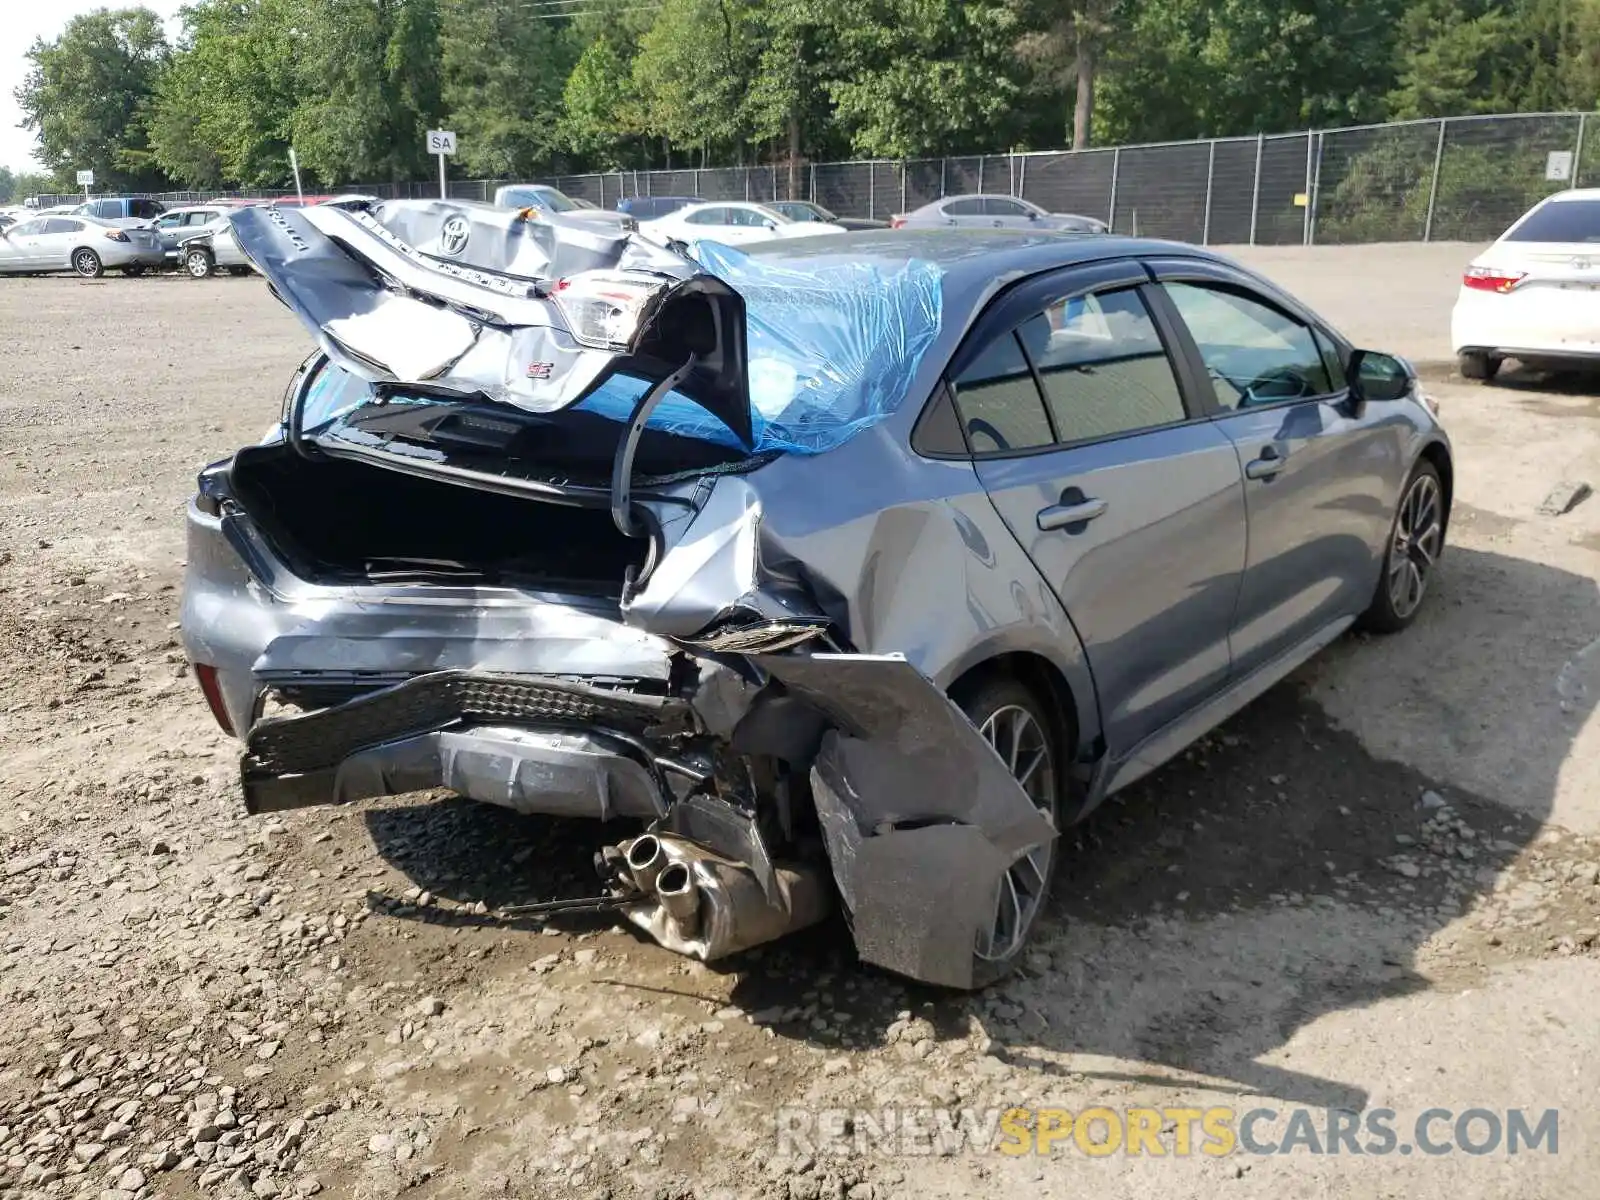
[426,130,457,199]
[75,168,94,199]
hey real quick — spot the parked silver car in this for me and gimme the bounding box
[893,193,1108,233]
[182,202,1451,989]
[153,203,236,259]
[0,214,166,276]
[492,183,635,232]
[180,221,256,278]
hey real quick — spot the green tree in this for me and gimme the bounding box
[631,0,760,164]
[14,7,171,190]
[824,0,1027,157]
[147,0,301,188]
[293,0,445,184]
[1010,0,1125,149]
[442,0,576,178]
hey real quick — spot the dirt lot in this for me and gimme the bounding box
[2,245,1599,1200]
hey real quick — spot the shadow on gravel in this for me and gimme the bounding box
[359,544,1597,1113]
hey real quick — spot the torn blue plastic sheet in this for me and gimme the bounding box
[576,242,944,456]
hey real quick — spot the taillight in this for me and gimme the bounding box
[1463,266,1526,293]
[104,229,129,243]
[193,663,235,735]
[890,216,906,229]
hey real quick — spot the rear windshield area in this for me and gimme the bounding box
[1506,198,1600,243]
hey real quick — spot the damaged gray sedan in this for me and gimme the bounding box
[181,197,1453,988]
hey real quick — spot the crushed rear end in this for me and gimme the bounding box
[180,200,1055,988]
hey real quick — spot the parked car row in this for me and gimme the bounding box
[490,182,1106,245]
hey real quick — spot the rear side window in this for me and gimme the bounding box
[686,208,729,225]
[1506,198,1600,243]
[1023,289,1187,442]
[43,218,80,234]
[951,331,1054,453]
[943,198,982,216]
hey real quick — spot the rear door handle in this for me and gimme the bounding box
[1245,446,1286,480]
[1037,497,1108,531]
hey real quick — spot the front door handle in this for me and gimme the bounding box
[1245,446,1286,480]
[1037,497,1108,532]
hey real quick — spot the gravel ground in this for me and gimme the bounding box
[2,252,1598,1200]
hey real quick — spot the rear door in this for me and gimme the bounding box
[39,219,81,269]
[1147,258,1405,677]
[982,197,1036,230]
[950,260,1248,755]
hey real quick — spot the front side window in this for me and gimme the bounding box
[1162,282,1336,409]
[1022,288,1188,442]
[984,198,1030,217]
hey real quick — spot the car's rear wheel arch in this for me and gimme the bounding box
[949,652,1081,789]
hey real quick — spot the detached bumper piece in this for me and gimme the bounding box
[754,653,1058,990]
[241,670,675,816]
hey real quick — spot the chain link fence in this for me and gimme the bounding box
[32,111,1595,245]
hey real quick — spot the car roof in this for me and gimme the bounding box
[1541,188,1600,203]
[737,228,1227,295]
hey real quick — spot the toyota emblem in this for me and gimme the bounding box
[440,215,470,256]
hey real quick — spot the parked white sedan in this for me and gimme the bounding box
[1451,188,1600,380]
[637,201,845,249]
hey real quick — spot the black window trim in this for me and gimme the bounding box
[1143,257,1356,418]
[916,257,1227,462]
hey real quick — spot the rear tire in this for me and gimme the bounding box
[72,249,103,278]
[185,247,214,279]
[1458,350,1500,382]
[1359,460,1445,635]
[953,675,1064,988]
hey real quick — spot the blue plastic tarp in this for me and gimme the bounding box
[575,241,944,455]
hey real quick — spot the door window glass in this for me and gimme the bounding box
[1162,282,1336,409]
[983,198,1029,216]
[942,198,982,216]
[1023,289,1187,442]
[951,331,1054,453]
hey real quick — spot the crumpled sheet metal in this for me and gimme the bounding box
[754,652,1057,989]
[577,241,944,456]
[230,201,690,416]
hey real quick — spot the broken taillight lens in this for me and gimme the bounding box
[1462,266,1526,293]
[890,216,907,229]
[193,662,235,735]
[550,272,663,350]
[103,229,130,243]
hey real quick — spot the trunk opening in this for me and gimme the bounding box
[228,443,649,595]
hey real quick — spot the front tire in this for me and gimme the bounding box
[1360,460,1445,634]
[72,249,103,278]
[185,247,214,279]
[955,676,1064,987]
[1458,350,1500,382]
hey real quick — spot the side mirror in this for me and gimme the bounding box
[1027,210,1041,220]
[1348,349,1414,404]
[762,219,778,231]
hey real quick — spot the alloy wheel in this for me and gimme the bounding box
[974,703,1056,963]
[1388,472,1443,620]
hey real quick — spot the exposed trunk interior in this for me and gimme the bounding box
[228,444,649,594]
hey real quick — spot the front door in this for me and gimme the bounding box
[1149,266,1406,676]
[950,264,1248,755]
